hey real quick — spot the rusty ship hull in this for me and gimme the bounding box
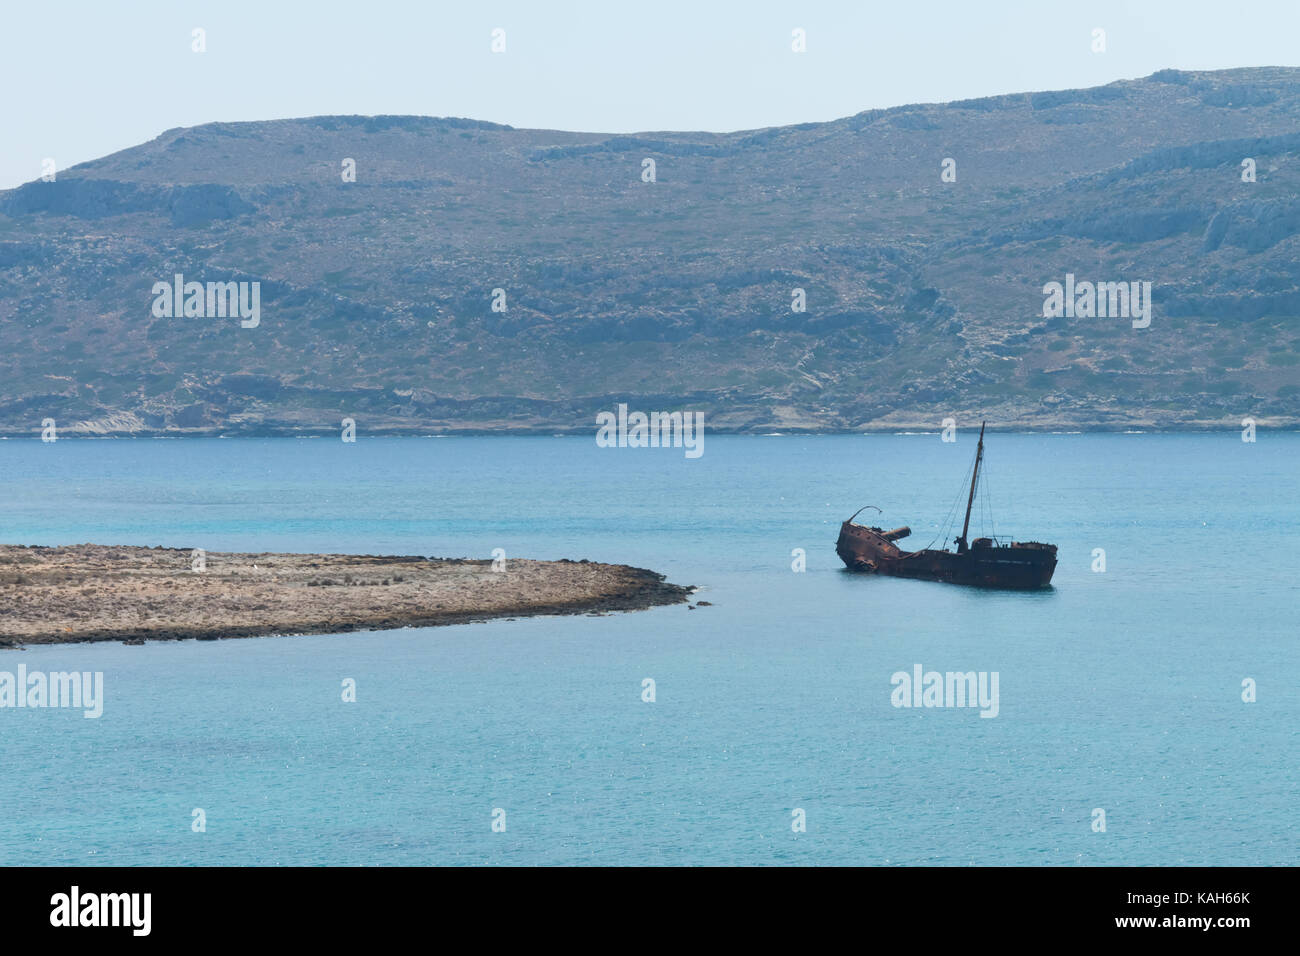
[835,521,1057,589]
[835,421,1058,589]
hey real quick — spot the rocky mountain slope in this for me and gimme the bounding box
[2,67,1299,434]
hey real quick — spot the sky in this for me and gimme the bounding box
[1,0,1297,189]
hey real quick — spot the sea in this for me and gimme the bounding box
[0,433,1295,865]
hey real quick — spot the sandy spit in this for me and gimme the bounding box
[0,544,694,647]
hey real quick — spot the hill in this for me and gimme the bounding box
[2,67,1299,434]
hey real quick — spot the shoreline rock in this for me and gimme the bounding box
[0,544,693,647]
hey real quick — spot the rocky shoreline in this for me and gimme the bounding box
[0,544,693,647]
[0,417,1291,439]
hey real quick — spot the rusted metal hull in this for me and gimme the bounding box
[836,521,1057,589]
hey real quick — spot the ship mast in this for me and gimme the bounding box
[957,421,986,553]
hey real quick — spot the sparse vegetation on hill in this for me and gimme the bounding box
[2,68,1298,433]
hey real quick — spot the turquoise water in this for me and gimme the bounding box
[0,434,1296,865]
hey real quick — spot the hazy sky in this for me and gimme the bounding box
[2,0,1297,189]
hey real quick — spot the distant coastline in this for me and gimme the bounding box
[3,69,1298,449]
[0,545,693,647]
[0,420,1293,439]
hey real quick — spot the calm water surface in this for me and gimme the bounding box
[0,434,1295,865]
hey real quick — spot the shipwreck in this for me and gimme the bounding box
[835,422,1058,589]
